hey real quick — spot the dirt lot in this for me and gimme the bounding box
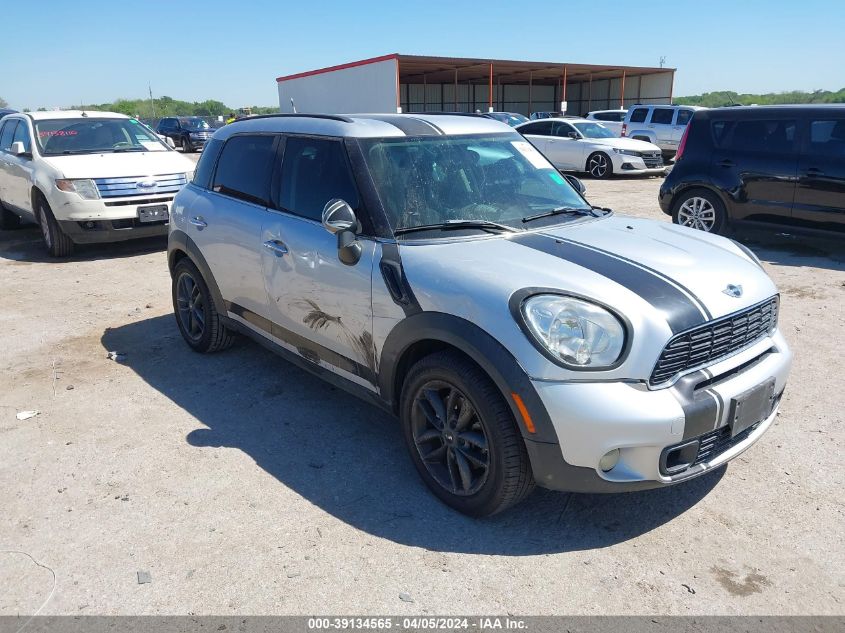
[1,168,843,616]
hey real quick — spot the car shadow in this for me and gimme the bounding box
[733,227,845,273]
[0,225,166,263]
[102,314,724,556]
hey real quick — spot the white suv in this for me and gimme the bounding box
[0,111,195,256]
[585,109,627,136]
[621,104,704,157]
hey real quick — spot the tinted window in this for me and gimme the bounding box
[0,120,17,151]
[212,134,275,205]
[279,137,360,222]
[519,121,553,136]
[192,138,224,189]
[808,119,845,157]
[716,119,797,153]
[650,108,675,125]
[676,109,694,126]
[595,112,624,122]
[11,120,31,152]
[629,108,648,123]
[551,121,577,137]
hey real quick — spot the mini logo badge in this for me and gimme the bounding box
[723,284,743,298]
[137,178,157,189]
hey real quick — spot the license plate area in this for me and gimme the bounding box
[138,204,169,223]
[728,377,776,437]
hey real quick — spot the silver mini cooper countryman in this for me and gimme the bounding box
[168,113,792,516]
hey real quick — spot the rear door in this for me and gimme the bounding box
[648,107,676,149]
[546,120,584,170]
[672,108,695,146]
[186,133,277,319]
[517,121,553,157]
[710,116,798,223]
[261,135,377,388]
[793,114,845,229]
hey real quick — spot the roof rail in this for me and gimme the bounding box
[236,113,355,123]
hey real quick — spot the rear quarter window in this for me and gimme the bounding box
[192,138,223,189]
[629,108,648,123]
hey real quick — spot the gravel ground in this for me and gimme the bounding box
[1,168,843,616]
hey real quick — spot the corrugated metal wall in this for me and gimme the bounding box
[277,58,398,114]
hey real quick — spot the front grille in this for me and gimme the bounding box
[650,297,779,386]
[692,422,759,467]
[643,152,664,168]
[104,196,173,207]
[94,173,187,198]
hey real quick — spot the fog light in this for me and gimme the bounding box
[599,448,620,472]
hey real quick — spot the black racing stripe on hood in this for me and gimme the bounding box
[356,115,443,136]
[511,232,709,334]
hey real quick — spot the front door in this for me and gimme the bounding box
[793,115,845,230]
[0,119,36,217]
[649,107,676,150]
[262,135,377,389]
[710,117,798,223]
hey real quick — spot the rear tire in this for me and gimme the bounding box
[399,350,534,517]
[172,258,235,353]
[37,196,74,257]
[672,188,728,235]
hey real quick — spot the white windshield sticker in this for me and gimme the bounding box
[511,140,551,169]
[140,141,165,151]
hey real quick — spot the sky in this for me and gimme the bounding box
[1,0,844,111]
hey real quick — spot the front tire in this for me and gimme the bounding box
[586,152,613,179]
[672,188,728,234]
[37,197,74,257]
[400,351,534,517]
[172,258,234,353]
[182,136,194,153]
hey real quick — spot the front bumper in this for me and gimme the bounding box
[54,197,173,244]
[59,218,168,243]
[610,153,665,176]
[526,330,792,492]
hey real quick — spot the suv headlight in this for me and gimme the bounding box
[520,294,626,368]
[613,148,641,157]
[55,179,100,200]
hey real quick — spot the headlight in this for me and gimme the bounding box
[520,295,626,368]
[613,148,641,157]
[55,179,100,200]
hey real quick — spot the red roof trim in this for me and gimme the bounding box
[276,54,399,83]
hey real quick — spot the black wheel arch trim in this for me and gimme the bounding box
[168,229,226,316]
[378,311,560,445]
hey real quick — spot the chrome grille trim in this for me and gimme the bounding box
[650,296,779,387]
[93,173,187,198]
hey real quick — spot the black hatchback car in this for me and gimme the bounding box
[659,105,845,235]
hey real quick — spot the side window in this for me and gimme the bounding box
[279,136,360,222]
[720,119,797,153]
[629,108,648,123]
[611,112,626,122]
[11,120,31,152]
[0,121,17,151]
[676,109,694,126]
[808,119,845,157]
[211,134,276,205]
[592,113,609,121]
[520,121,553,136]
[650,108,675,125]
[192,138,224,189]
[551,121,576,137]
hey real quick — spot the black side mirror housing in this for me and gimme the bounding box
[322,199,362,266]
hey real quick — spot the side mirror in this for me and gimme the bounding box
[165,137,176,148]
[562,173,587,197]
[567,131,581,140]
[322,199,359,234]
[9,141,27,156]
[322,199,362,266]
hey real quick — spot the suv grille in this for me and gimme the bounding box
[94,173,187,198]
[650,297,778,386]
[642,151,663,168]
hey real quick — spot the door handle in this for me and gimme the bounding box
[262,240,288,257]
[189,216,207,229]
[718,159,734,168]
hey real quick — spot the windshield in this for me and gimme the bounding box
[34,118,167,155]
[573,121,616,139]
[360,133,591,234]
[179,117,210,129]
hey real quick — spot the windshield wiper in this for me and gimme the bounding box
[521,206,597,223]
[111,147,147,153]
[394,219,516,236]
[591,205,613,215]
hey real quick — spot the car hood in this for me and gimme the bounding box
[41,150,195,179]
[400,215,775,333]
[583,136,660,152]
